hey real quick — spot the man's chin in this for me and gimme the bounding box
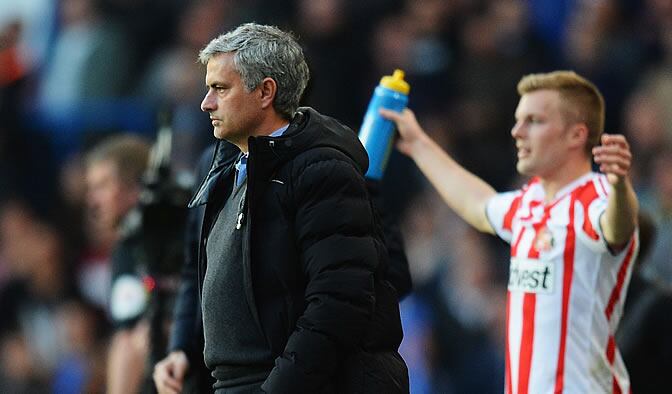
[516,162,533,176]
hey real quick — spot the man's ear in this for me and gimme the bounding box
[568,122,589,150]
[259,77,277,110]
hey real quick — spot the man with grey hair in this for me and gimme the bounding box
[153,23,408,393]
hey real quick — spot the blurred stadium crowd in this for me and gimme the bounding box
[1,0,672,393]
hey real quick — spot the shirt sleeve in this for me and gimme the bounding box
[581,179,610,253]
[485,190,523,244]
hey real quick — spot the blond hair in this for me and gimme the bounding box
[517,71,605,155]
[86,134,150,187]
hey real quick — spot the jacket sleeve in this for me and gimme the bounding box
[167,203,201,359]
[365,179,412,299]
[262,155,379,393]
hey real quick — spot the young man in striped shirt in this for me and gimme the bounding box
[382,71,639,393]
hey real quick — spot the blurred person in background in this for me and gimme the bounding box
[0,0,55,77]
[397,190,506,393]
[621,87,671,190]
[82,134,149,308]
[84,134,152,393]
[637,147,672,288]
[37,0,133,113]
[153,22,407,393]
[33,0,139,165]
[51,298,108,394]
[415,226,506,394]
[617,211,672,394]
[383,70,639,393]
[0,200,80,392]
[0,19,59,216]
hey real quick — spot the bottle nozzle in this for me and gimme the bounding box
[380,69,410,94]
[392,69,405,80]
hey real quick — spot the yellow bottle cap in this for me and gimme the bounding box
[380,69,410,95]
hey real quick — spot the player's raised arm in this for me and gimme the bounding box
[380,108,496,234]
[593,133,639,249]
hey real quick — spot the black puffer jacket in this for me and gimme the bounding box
[187,107,407,393]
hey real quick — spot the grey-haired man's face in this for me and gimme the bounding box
[200,53,264,147]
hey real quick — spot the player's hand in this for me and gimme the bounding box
[592,134,632,186]
[153,350,189,394]
[379,108,429,157]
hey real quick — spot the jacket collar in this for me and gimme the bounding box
[187,140,240,207]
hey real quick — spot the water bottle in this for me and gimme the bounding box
[358,69,410,180]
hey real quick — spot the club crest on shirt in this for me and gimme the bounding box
[533,226,555,254]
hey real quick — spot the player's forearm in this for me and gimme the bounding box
[408,135,496,233]
[602,179,639,248]
[107,329,147,394]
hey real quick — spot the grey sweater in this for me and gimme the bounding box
[202,181,273,390]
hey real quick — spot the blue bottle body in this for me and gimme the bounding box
[358,85,408,180]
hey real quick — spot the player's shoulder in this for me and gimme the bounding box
[573,172,610,205]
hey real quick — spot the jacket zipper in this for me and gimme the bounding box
[236,193,246,230]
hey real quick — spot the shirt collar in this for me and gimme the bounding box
[269,123,289,138]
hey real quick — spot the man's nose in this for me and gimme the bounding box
[201,90,215,112]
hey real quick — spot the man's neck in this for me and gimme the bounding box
[540,159,592,202]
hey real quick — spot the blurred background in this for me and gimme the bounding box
[1,0,672,393]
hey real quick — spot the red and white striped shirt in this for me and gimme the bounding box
[486,172,639,394]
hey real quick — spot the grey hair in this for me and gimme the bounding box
[199,23,310,119]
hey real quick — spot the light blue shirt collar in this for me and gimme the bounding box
[269,124,289,138]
